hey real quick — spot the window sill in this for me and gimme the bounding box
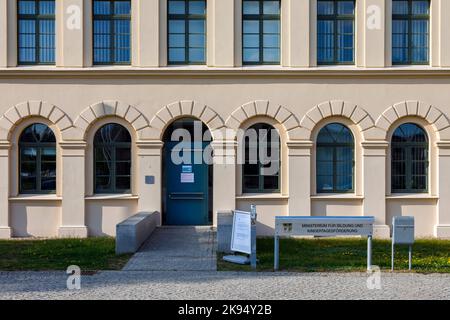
[85,194,139,200]
[9,195,62,201]
[236,194,289,200]
[311,194,364,200]
[386,194,439,200]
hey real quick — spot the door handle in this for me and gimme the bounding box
[169,192,204,200]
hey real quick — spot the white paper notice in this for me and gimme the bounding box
[180,173,195,183]
[231,211,252,254]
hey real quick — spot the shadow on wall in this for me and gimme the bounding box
[256,221,275,236]
[386,199,437,238]
[86,200,138,237]
[10,201,61,237]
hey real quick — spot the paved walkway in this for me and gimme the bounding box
[0,271,449,300]
[123,226,217,271]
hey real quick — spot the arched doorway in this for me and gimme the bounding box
[162,118,213,225]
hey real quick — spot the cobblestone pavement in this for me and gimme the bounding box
[0,271,449,300]
[123,226,217,271]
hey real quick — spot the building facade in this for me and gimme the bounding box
[0,0,450,239]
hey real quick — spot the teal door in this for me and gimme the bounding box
[164,141,210,225]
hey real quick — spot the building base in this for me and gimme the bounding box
[58,226,88,238]
[0,227,12,239]
[436,225,450,238]
[373,225,390,239]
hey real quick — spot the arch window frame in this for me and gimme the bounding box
[316,122,355,194]
[242,122,281,194]
[391,122,429,193]
[19,123,57,194]
[93,123,132,194]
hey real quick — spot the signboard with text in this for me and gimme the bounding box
[230,210,252,254]
[275,216,374,237]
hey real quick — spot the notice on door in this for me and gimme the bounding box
[231,211,252,254]
[180,173,195,183]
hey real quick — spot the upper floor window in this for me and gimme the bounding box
[18,0,55,65]
[242,0,280,65]
[391,123,428,193]
[168,0,206,65]
[316,123,354,193]
[94,123,132,194]
[19,123,56,194]
[93,0,131,65]
[242,123,280,193]
[317,0,355,65]
[392,0,429,65]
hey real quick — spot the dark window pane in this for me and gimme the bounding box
[242,123,280,193]
[116,177,131,190]
[243,0,280,65]
[19,123,56,194]
[94,123,132,194]
[392,0,429,64]
[41,177,56,191]
[316,123,354,193]
[317,0,355,64]
[391,123,428,192]
[168,1,206,64]
[93,0,131,64]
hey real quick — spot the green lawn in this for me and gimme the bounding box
[0,238,132,271]
[218,238,450,273]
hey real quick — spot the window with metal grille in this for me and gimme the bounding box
[168,0,206,64]
[391,123,428,193]
[19,123,56,194]
[316,123,354,193]
[93,0,131,65]
[392,0,429,65]
[242,123,280,193]
[242,0,280,65]
[94,123,132,194]
[317,0,355,65]
[18,0,55,65]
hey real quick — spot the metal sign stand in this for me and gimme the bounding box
[391,243,413,271]
[223,205,257,269]
[367,235,373,271]
[250,205,257,270]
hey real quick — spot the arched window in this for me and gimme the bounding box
[19,123,56,194]
[94,123,131,194]
[391,123,428,193]
[242,123,280,193]
[316,123,354,193]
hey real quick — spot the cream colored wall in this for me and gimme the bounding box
[2,0,450,239]
[312,199,363,216]
[10,200,61,237]
[86,199,138,236]
[237,198,288,236]
[387,199,437,237]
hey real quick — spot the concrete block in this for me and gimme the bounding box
[116,212,158,254]
[217,210,233,253]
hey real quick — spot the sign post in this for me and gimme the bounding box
[274,216,375,271]
[250,205,257,269]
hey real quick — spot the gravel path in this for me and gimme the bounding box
[0,271,449,300]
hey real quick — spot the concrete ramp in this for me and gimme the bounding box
[123,226,217,271]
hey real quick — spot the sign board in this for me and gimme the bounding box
[180,173,194,183]
[275,216,374,237]
[274,216,375,271]
[182,165,193,173]
[145,176,155,185]
[230,210,252,254]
